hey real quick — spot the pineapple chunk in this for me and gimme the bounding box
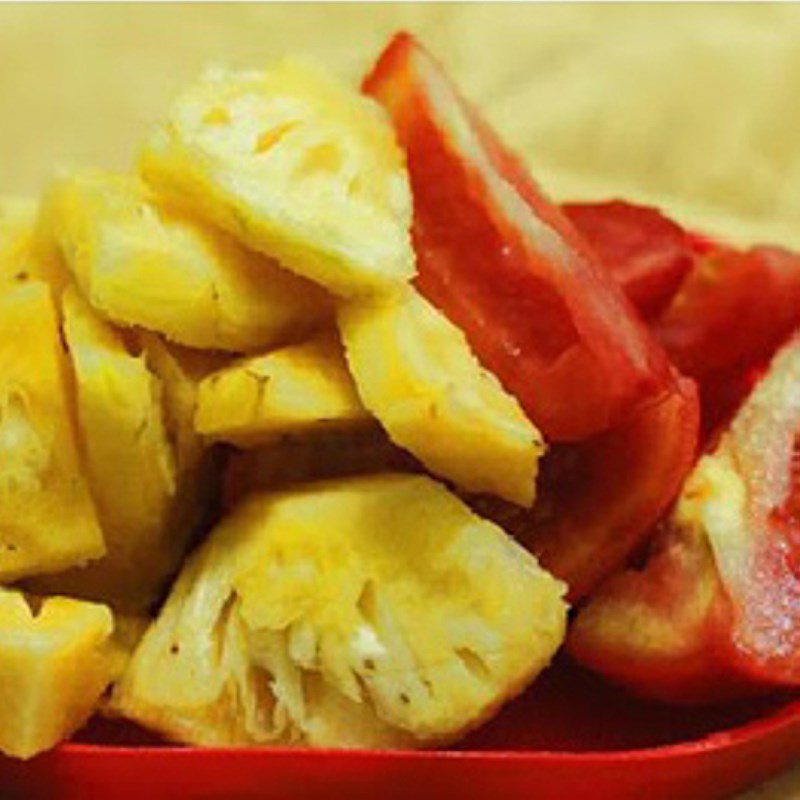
[140,61,415,296]
[0,281,104,580]
[0,198,37,284]
[28,289,180,612]
[43,170,331,351]
[339,289,544,506]
[140,333,228,473]
[0,588,131,759]
[138,333,225,595]
[112,474,567,748]
[195,334,371,447]
[0,197,68,289]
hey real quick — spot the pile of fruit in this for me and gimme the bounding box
[3,32,800,759]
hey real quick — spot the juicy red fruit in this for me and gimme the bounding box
[571,333,800,701]
[563,201,694,319]
[474,372,699,600]
[364,33,673,442]
[654,245,800,434]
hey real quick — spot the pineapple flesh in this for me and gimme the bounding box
[28,289,180,613]
[42,170,331,352]
[140,61,415,296]
[195,334,371,447]
[0,588,134,759]
[0,281,104,580]
[0,197,68,290]
[339,289,545,507]
[0,197,37,284]
[140,332,228,473]
[111,474,567,748]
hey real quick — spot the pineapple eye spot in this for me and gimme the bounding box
[254,121,298,155]
[202,107,232,126]
[363,658,375,671]
[455,647,492,683]
[356,580,379,629]
[14,271,28,282]
[170,643,180,655]
[399,692,410,705]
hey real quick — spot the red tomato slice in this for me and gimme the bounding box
[563,201,694,319]
[364,33,673,442]
[472,372,699,601]
[653,244,800,432]
[567,520,757,705]
[570,334,800,701]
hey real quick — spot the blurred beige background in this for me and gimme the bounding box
[1,3,799,796]
[2,3,800,249]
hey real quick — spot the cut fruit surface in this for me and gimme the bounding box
[474,372,699,600]
[0,197,37,284]
[0,197,68,290]
[43,170,331,351]
[195,334,371,448]
[140,61,415,296]
[653,243,800,433]
[0,281,104,580]
[563,201,694,320]
[364,33,672,441]
[0,588,126,759]
[339,288,544,507]
[112,474,566,748]
[28,289,180,613]
[570,333,800,701]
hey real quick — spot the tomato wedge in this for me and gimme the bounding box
[653,244,800,432]
[473,372,699,600]
[570,334,800,701]
[364,33,673,442]
[565,200,800,435]
[563,201,694,320]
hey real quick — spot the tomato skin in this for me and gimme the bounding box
[364,33,673,442]
[565,200,800,436]
[567,520,763,705]
[653,245,800,433]
[571,334,800,702]
[563,201,694,320]
[473,372,699,601]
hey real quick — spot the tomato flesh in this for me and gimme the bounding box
[654,244,800,434]
[563,201,694,320]
[364,33,673,442]
[473,373,699,600]
[566,200,800,436]
[571,335,800,700]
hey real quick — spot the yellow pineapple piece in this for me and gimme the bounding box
[0,197,68,289]
[140,61,415,296]
[139,333,228,473]
[0,588,133,759]
[339,289,544,506]
[138,332,226,593]
[112,474,567,748]
[0,281,103,580]
[43,170,331,351]
[0,197,37,284]
[195,334,371,447]
[28,289,179,613]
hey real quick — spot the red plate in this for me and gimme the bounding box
[2,658,799,800]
